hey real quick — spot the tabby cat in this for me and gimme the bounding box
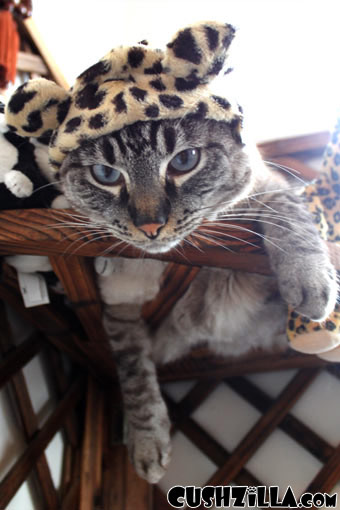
[58,116,337,483]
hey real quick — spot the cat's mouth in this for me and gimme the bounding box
[130,238,181,254]
[127,222,204,254]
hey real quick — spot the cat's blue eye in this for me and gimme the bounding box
[90,164,123,185]
[168,148,200,175]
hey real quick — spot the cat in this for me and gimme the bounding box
[57,116,338,483]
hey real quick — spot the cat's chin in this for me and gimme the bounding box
[132,239,180,254]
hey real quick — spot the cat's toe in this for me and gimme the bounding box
[128,428,171,484]
[278,260,338,321]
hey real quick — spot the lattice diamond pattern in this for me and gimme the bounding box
[154,366,340,508]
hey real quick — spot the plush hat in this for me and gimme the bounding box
[5,21,242,172]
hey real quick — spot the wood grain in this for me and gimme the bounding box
[158,349,327,382]
[49,255,106,344]
[0,333,43,390]
[100,390,153,510]
[306,444,340,494]
[0,209,271,274]
[125,454,153,510]
[0,209,338,273]
[79,376,105,510]
[61,480,80,510]
[257,131,330,159]
[46,346,80,448]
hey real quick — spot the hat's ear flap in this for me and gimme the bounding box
[5,78,71,138]
[163,22,235,84]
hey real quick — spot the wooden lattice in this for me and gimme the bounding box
[0,300,84,510]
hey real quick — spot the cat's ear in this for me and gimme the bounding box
[5,78,71,139]
[163,22,235,83]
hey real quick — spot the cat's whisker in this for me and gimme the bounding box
[61,234,103,256]
[67,232,114,257]
[215,212,311,229]
[45,213,109,230]
[198,227,259,249]
[226,206,310,223]
[172,243,191,263]
[208,216,308,237]
[248,197,280,213]
[183,236,204,253]
[203,221,282,242]
[48,210,94,226]
[206,221,286,252]
[263,160,308,185]
[52,211,92,222]
[200,185,306,213]
[245,185,305,201]
[46,212,93,227]
[99,239,126,257]
[43,223,111,251]
[215,208,294,221]
[114,241,131,259]
[214,212,317,234]
[62,229,112,243]
[31,181,60,194]
[53,209,89,218]
[45,222,103,230]
[191,231,234,252]
[209,217,316,249]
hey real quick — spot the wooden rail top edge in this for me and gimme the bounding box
[0,208,338,274]
[257,131,330,159]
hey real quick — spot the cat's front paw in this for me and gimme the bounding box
[127,422,171,484]
[277,257,338,320]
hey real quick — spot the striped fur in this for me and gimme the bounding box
[59,118,337,483]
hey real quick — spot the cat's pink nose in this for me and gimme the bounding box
[138,223,164,239]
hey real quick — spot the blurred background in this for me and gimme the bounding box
[30,0,340,142]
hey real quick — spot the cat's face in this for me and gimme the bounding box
[59,118,252,254]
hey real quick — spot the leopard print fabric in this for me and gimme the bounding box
[5,21,242,173]
[287,119,340,343]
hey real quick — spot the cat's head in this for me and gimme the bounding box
[5,20,252,253]
[58,117,252,254]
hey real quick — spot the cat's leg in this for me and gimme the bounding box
[103,303,171,483]
[258,191,338,320]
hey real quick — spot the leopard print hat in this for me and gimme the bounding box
[5,21,242,173]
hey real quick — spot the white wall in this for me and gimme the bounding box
[31,0,340,141]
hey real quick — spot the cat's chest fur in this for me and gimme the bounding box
[96,258,165,306]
